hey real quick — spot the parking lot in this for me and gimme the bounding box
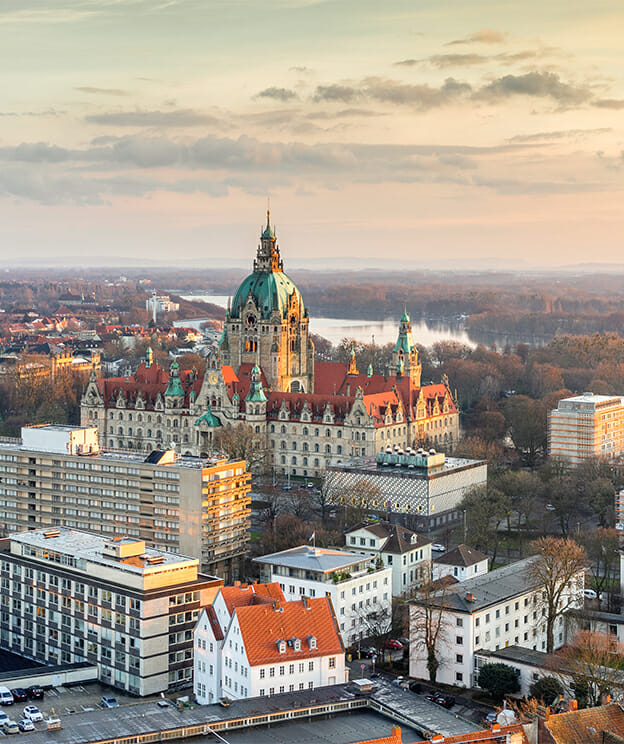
[0,682,166,735]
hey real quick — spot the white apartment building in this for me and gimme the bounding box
[0,527,222,695]
[254,545,393,646]
[0,424,251,582]
[548,393,624,465]
[432,544,489,583]
[146,291,180,321]
[194,582,345,704]
[409,557,584,688]
[344,520,432,596]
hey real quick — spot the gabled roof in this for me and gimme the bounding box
[219,582,285,616]
[236,596,343,666]
[435,544,488,567]
[203,605,224,641]
[345,520,431,554]
[544,703,624,744]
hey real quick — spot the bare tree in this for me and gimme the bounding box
[556,630,624,708]
[408,562,452,683]
[580,528,620,610]
[213,423,268,473]
[529,537,587,654]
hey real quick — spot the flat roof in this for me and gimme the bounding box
[328,454,486,479]
[254,545,376,574]
[477,645,549,667]
[10,527,198,573]
[559,393,622,404]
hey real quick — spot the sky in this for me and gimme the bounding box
[1,0,623,269]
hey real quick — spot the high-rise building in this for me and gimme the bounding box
[0,424,251,582]
[0,527,222,695]
[548,393,624,464]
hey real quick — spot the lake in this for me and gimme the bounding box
[178,294,475,347]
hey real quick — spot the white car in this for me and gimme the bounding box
[0,712,9,726]
[431,543,446,552]
[23,705,44,722]
[583,589,598,600]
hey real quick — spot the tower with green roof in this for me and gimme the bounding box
[219,209,314,395]
[165,359,185,408]
[392,308,421,387]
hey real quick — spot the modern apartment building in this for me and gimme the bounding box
[0,527,222,695]
[548,393,624,465]
[0,424,251,582]
[344,520,432,597]
[409,557,584,688]
[193,582,346,704]
[254,545,393,646]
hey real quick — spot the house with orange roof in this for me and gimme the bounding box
[193,581,346,704]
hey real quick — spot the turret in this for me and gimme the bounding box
[392,308,421,387]
[254,210,283,273]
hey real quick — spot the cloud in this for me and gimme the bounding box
[289,66,312,74]
[474,72,591,106]
[447,28,506,46]
[420,53,488,69]
[313,84,360,103]
[256,87,298,102]
[75,86,129,96]
[508,128,611,143]
[0,109,63,117]
[85,109,221,127]
[593,99,624,110]
[363,77,472,107]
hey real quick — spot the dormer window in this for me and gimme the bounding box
[291,636,301,652]
[276,639,286,654]
[308,635,317,650]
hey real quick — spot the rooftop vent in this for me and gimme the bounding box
[146,555,164,565]
[42,529,60,539]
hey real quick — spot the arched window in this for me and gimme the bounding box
[118,427,123,435]
[292,456,297,465]
[337,445,342,455]
[157,430,162,439]
[314,444,319,453]
[303,427,308,436]
[325,444,331,454]
[173,419,178,428]
[292,442,297,450]
[184,434,189,442]
[280,441,286,450]
[270,424,275,433]
[129,413,133,422]
[314,428,319,436]
[303,457,308,466]
[361,432,366,441]
[337,430,342,438]
[314,458,319,466]
[281,425,286,434]
[326,429,331,437]
[281,455,286,464]
[147,429,152,437]
[138,414,143,422]
[128,427,133,436]
[303,442,309,452]
[119,412,124,421]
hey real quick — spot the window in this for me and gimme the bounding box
[329,657,336,668]
[456,654,463,663]
[456,618,463,627]
[456,672,463,682]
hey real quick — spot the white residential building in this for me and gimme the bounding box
[254,545,393,646]
[432,544,489,583]
[409,557,584,688]
[193,582,346,704]
[344,520,432,596]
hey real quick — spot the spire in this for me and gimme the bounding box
[145,346,153,369]
[256,207,282,272]
[367,362,373,377]
[347,343,359,376]
[165,359,184,397]
[246,363,267,402]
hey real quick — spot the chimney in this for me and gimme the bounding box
[430,736,444,744]
[491,723,500,732]
[391,726,402,743]
[234,580,241,587]
[568,699,578,712]
[465,593,475,602]
[302,596,309,609]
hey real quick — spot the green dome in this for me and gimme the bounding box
[230,271,305,320]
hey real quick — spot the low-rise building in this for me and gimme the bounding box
[193,581,346,704]
[432,544,489,583]
[254,545,393,645]
[344,520,432,596]
[326,449,487,531]
[0,424,251,582]
[409,556,584,688]
[0,527,222,695]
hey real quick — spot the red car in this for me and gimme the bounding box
[385,639,403,650]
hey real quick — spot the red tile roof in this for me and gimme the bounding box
[236,596,344,666]
[219,582,285,616]
[204,605,224,641]
[544,702,624,744]
[413,725,528,744]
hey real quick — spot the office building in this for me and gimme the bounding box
[0,424,251,582]
[0,527,222,695]
[548,392,624,464]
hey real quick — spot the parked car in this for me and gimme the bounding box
[584,589,598,600]
[3,720,19,735]
[431,543,446,552]
[398,637,410,646]
[18,719,35,733]
[9,690,27,704]
[392,676,405,687]
[0,712,9,726]
[408,681,422,694]
[0,686,14,705]
[385,639,403,650]
[545,503,556,512]
[26,686,44,701]
[23,706,44,722]
[101,695,119,709]
[362,647,377,658]
[484,711,498,725]
[435,694,456,709]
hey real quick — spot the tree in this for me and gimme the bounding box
[529,675,564,706]
[504,395,547,467]
[213,423,268,473]
[478,663,520,701]
[557,630,624,708]
[529,537,587,653]
[586,478,615,527]
[580,528,620,608]
[409,562,451,683]
[494,470,542,536]
[459,485,511,565]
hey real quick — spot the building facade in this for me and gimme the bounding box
[344,520,432,597]
[193,582,346,704]
[432,545,489,583]
[81,213,460,479]
[0,527,222,695]
[409,557,584,688]
[326,449,487,530]
[254,545,393,646]
[0,424,251,583]
[548,393,624,465]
